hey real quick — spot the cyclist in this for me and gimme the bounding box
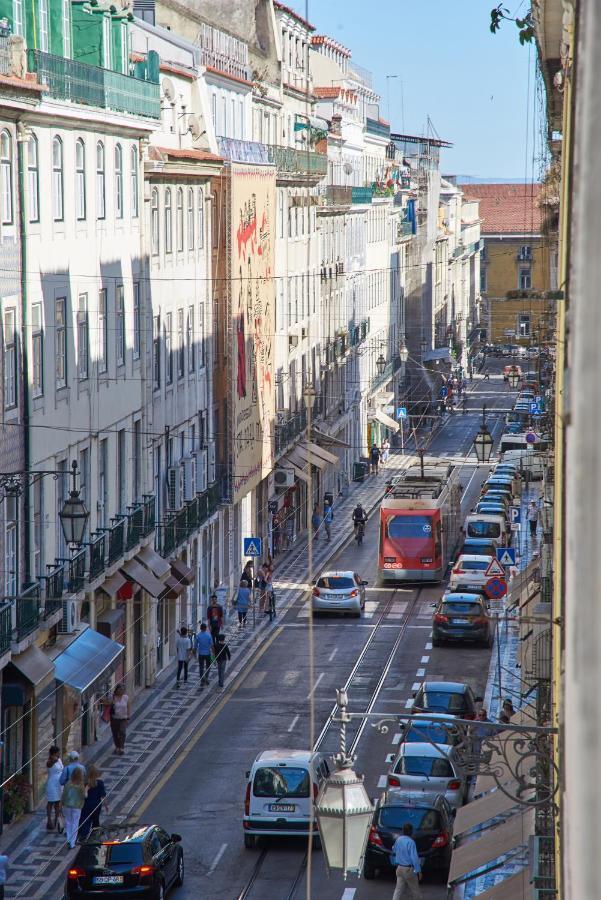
[352,503,367,535]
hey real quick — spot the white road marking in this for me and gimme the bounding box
[307,672,325,698]
[288,715,299,732]
[406,625,431,629]
[341,889,356,900]
[207,843,227,874]
[412,682,421,691]
[328,647,338,662]
[385,753,395,763]
[425,642,432,650]
[405,698,413,708]
[377,775,387,789]
[283,670,299,687]
[421,655,430,664]
[416,668,426,677]
[392,733,402,745]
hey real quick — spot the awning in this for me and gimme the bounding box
[448,808,534,885]
[137,545,171,580]
[120,558,168,599]
[477,868,530,899]
[302,441,339,467]
[162,575,185,599]
[287,449,314,480]
[99,571,128,598]
[312,428,351,449]
[54,628,124,700]
[10,644,54,690]
[454,783,519,835]
[423,347,452,362]
[369,409,400,433]
[292,444,327,471]
[96,607,125,635]
[170,558,194,586]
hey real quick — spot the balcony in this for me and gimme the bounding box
[105,518,125,566]
[27,49,160,119]
[351,186,373,204]
[0,602,10,656]
[320,185,352,206]
[366,117,390,139]
[156,483,220,558]
[197,21,250,82]
[274,408,308,457]
[16,583,41,641]
[88,533,106,582]
[265,144,327,177]
[43,563,65,618]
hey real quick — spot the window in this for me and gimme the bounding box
[198,302,205,366]
[0,131,12,225]
[187,188,194,250]
[278,190,284,239]
[75,138,86,220]
[32,303,43,397]
[116,285,125,365]
[519,268,532,290]
[165,312,173,383]
[153,314,160,389]
[480,266,487,293]
[176,188,184,252]
[117,428,126,513]
[187,306,195,372]
[79,447,89,537]
[77,293,89,379]
[102,14,111,68]
[198,188,204,249]
[52,137,63,221]
[3,309,16,408]
[62,0,71,56]
[5,517,17,598]
[39,0,49,51]
[518,313,531,337]
[130,145,139,218]
[133,282,141,360]
[177,308,184,377]
[27,134,39,223]
[98,438,108,527]
[519,244,532,260]
[133,419,141,502]
[12,0,23,36]
[98,288,107,373]
[55,298,66,387]
[151,188,159,254]
[115,144,123,219]
[33,476,44,575]
[96,142,105,219]
[164,188,172,253]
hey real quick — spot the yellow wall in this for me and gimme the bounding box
[483,237,550,300]
[486,295,555,345]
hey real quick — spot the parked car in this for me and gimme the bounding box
[460,538,497,559]
[464,513,509,546]
[363,792,455,881]
[398,714,462,748]
[432,592,493,647]
[311,570,366,616]
[65,823,184,899]
[385,743,468,808]
[412,681,481,720]
[449,554,497,592]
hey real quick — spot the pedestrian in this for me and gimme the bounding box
[175,626,191,687]
[108,684,130,756]
[235,578,251,628]
[265,572,276,620]
[240,559,254,586]
[381,437,390,465]
[62,765,85,849]
[206,594,224,644]
[78,765,108,841]
[390,822,422,899]
[311,504,321,540]
[214,633,231,688]
[255,562,268,614]
[499,712,511,724]
[370,443,381,475]
[323,501,333,543]
[502,698,516,719]
[45,745,63,831]
[0,853,8,899]
[195,623,213,686]
[527,500,539,538]
[59,750,86,787]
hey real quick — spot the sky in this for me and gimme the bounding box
[292,0,542,180]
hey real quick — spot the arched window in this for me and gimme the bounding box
[27,133,39,223]
[151,187,159,255]
[187,187,194,250]
[0,131,13,225]
[96,141,105,219]
[130,145,139,218]
[115,143,123,218]
[52,136,63,221]
[75,138,86,220]
[164,188,172,253]
[197,187,204,250]
[176,187,184,252]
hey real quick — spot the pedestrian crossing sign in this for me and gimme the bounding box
[496,547,516,566]
[244,537,262,557]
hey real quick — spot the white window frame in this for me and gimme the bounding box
[39,0,49,51]
[151,187,159,254]
[116,284,125,366]
[0,130,13,225]
[176,187,184,253]
[32,302,43,397]
[77,293,89,379]
[75,138,86,220]
[52,137,64,222]
[55,297,66,388]
[27,133,39,223]
[115,143,123,219]
[4,518,17,597]
[12,0,23,36]
[187,187,194,250]
[164,188,172,254]
[3,308,16,408]
[98,288,107,373]
[130,145,139,218]
[133,282,141,360]
[96,141,105,219]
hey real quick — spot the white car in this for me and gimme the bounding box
[385,742,468,808]
[449,554,501,592]
[311,570,367,616]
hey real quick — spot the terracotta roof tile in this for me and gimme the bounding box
[273,1,315,31]
[461,183,542,234]
[311,34,351,57]
[314,86,340,99]
[149,146,223,164]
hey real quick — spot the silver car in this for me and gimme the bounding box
[311,570,367,616]
[385,742,468,808]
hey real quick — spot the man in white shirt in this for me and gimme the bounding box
[175,626,191,686]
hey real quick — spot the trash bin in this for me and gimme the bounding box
[353,461,366,482]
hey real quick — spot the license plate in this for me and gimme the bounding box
[452,618,470,625]
[93,876,124,885]
[269,803,295,813]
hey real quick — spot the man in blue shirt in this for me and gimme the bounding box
[390,823,421,898]
[195,623,213,687]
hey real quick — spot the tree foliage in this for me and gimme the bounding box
[490,5,535,45]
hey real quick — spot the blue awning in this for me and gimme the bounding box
[54,628,124,700]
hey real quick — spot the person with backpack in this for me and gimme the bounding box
[214,633,231,688]
[370,443,381,475]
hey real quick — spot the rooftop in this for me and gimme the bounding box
[311,35,351,57]
[273,0,315,31]
[461,183,543,235]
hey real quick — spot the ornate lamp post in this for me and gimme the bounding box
[473,404,493,463]
[375,353,386,376]
[58,461,90,547]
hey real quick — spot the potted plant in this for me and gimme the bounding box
[3,775,32,823]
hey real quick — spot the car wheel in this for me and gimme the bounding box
[244,833,256,849]
[363,862,376,880]
[174,851,184,887]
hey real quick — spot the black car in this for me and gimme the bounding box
[65,823,184,899]
[460,538,497,559]
[432,593,493,647]
[363,792,454,880]
[412,681,481,720]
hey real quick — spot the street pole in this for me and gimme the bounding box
[400,418,404,455]
[496,612,503,712]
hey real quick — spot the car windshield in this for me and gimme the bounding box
[460,559,489,571]
[467,522,501,538]
[442,601,483,615]
[422,691,468,713]
[317,576,355,590]
[397,755,454,778]
[253,766,310,798]
[378,806,441,832]
[388,515,434,539]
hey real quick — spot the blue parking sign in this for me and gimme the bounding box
[396,407,408,419]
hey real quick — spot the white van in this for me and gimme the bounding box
[501,449,545,482]
[243,750,331,847]
[464,513,509,547]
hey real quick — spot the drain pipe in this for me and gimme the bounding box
[16,120,31,583]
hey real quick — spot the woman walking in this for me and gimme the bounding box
[78,765,108,841]
[45,745,63,831]
[109,684,130,755]
[62,766,85,849]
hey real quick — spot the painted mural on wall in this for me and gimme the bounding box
[230,163,276,504]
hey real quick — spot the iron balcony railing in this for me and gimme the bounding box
[43,563,65,617]
[142,494,155,537]
[126,503,144,552]
[88,532,106,582]
[106,517,125,566]
[265,144,327,176]
[0,601,10,655]
[27,49,160,119]
[16,583,41,641]
[197,21,250,82]
[274,407,308,457]
[57,549,86,595]
[156,483,221,558]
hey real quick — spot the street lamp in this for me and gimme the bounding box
[59,461,89,547]
[398,341,409,363]
[473,404,493,463]
[376,353,386,376]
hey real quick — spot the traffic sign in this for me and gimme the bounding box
[496,547,516,566]
[509,506,520,525]
[485,557,505,577]
[511,523,521,531]
[529,402,539,414]
[243,537,262,557]
[525,432,537,444]
[485,577,508,600]
[440,386,448,399]
[396,407,408,419]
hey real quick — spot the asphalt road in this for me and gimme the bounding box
[130,367,513,900]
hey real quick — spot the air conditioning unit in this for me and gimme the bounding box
[166,465,182,510]
[208,440,216,484]
[196,448,208,493]
[58,598,79,634]
[182,455,197,502]
[274,468,295,492]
